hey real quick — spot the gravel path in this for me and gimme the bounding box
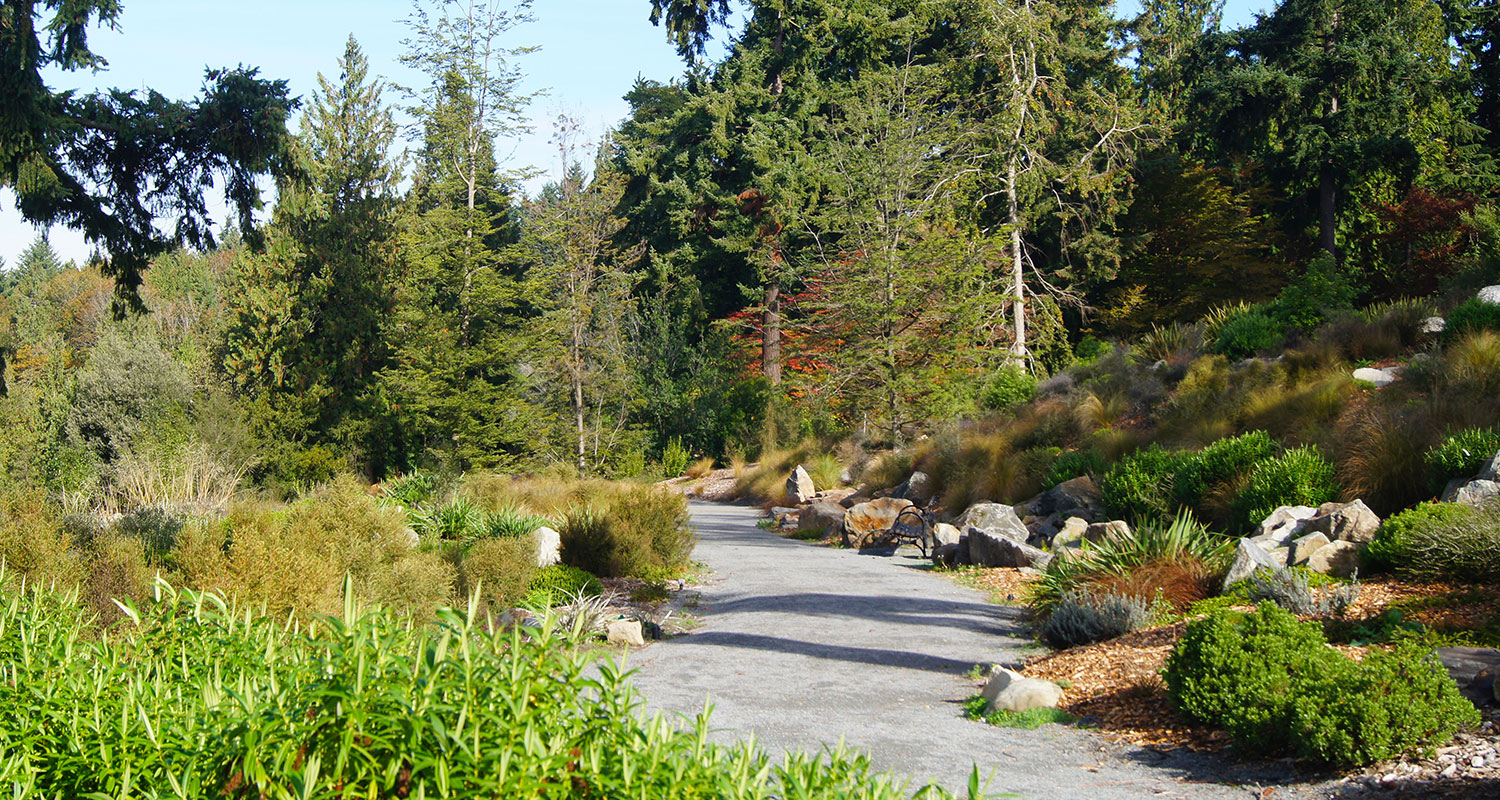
[622,501,1311,799]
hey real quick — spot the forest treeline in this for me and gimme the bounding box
[2,0,1499,495]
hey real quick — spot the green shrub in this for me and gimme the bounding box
[980,366,1037,411]
[1213,312,1282,360]
[1271,252,1360,333]
[526,564,602,606]
[382,471,439,508]
[1172,431,1277,512]
[1230,446,1338,532]
[1100,444,1191,522]
[1399,503,1500,582]
[1366,502,1477,574]
[558,490,694,579]
[661,436,691,477]
[1075,336,1111,365]
[459,535,538,609]
[1444,297,1500,341]
[1039,591,1151,648]
[1043,448,1106,489]
[412,496,484,541]
[1423,427,1500,493]
[1164,604,1477,764]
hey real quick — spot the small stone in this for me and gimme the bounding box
[606,618,646,647]
[1084,520,1130,543]
[1352,366,1397,387]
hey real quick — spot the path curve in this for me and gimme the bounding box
[623,501,1301,799]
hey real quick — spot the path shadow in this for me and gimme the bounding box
[670,630,983,674]
[701,592,1030,639]
[1116,744,1328,795]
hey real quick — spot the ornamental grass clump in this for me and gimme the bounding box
[1164,603,1477,765]
[0,572,965,798]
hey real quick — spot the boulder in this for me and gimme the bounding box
[1305,499,1381,544]
[1256,505,1318,545]
[812,487,858,506]
[1436,646,1500,706]
[968,527,1053,569]
[1443,479,1500,507]
[1305,540,1361,578]
[1421,316,1447,335]
[1223,537,1283,591]
[798,502,846,535]
[842,497,914,548]
[1036,475,1104,518]
[1479,451,1500,482]
[1288,531,1331,566]
[931,522,964,548]
[1050,517,1090,550]
[1352,366,1397,387]
[932,539,969,567]
[786,465,816,505]
[1085,520,1131,543]
[839,491,869,509]
[1478,285,1500,305]
[895,471,935,503]
[955,502,1030,544]
[769,506,798,517]
[533,526,562,567]
[981,667,1064,713]
[606,618,646,647]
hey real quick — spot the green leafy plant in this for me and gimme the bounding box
[1042,448,1106,490]
[661,436,691,477]
[1444,297,1500,341]
[381,471,439,508]
[1366,502,1477,573]
[525,564,602,607]
[1423,427,1500,493]
[1213,312,1282,360]
[1164,603,1477,765]
[1230,446,1338,532]
[1171,431,1276,512]
[1100,444,1191,522]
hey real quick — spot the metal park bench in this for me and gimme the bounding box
[888,495,941,557]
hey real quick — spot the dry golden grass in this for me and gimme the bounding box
[685,457,717,480]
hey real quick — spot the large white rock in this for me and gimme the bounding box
[1305,540,1361,578]
[1477,285,1500,305]
[1421,316,1447,335]
[533,526,562,567]
[606,618,646,647]
[1256,506,1318,545]
[955,502,1030,543]
[981,667,1064,713]
[900,471,935,503]
[1352,367,1397,387]
[1223,537,1284,591]
[786,465,817,505]
[1444,479,1500,507]
[1305,499,1381,544]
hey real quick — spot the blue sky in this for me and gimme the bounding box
[0,0,1269,269]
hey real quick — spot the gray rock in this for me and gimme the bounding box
[1223,537,1284,591]
[1421,316,1447,335]
[1436,646,1500,706]
[901,471,935,503]
[1305,540,1361,578]
[955,502,1031,544]
[1036,476,1104,517]
[1305,499,1382,544]
[606,618,646,647]
[1478,285,1500,305]
[798,502,846,535]
[1050,517,1090,550]
[1288,531,1331,565]
[1443,479,1500,507]
[533,525,562,567]
[842,497,914,548]
[786,465,816,505]
[968,527,1052,569]
[981,667,1064,713]
[1478,451,1500,482]
[1352,367,1397,387]
[1084,520,1130,543]
[839,491,869,509]
[770,506,798,517]
[930,522,963,547]
[932,539,969,567]
[1258,505,1318,544]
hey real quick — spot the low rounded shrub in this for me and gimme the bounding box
[461,535,539,609]
[1100,444,1191,522]
[1039,591,1150,649]
[1164,604,1477,764]
[980,365,1037,411]
[1229,446,1338,532]
[1213,312,1283,360]
[1399,503,1500,582]
[526,564,602,607]
[1365,502,1475,572]
[1172,430,1277,512]
[1443,297,1500,341]
[1423,427,1500,494]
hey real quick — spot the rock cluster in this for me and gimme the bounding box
[1440,450,1500,507]
[1221,500,1380,591]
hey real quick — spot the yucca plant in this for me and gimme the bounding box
[410,496,483,541]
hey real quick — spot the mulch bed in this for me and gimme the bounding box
[951,568,1500,757]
